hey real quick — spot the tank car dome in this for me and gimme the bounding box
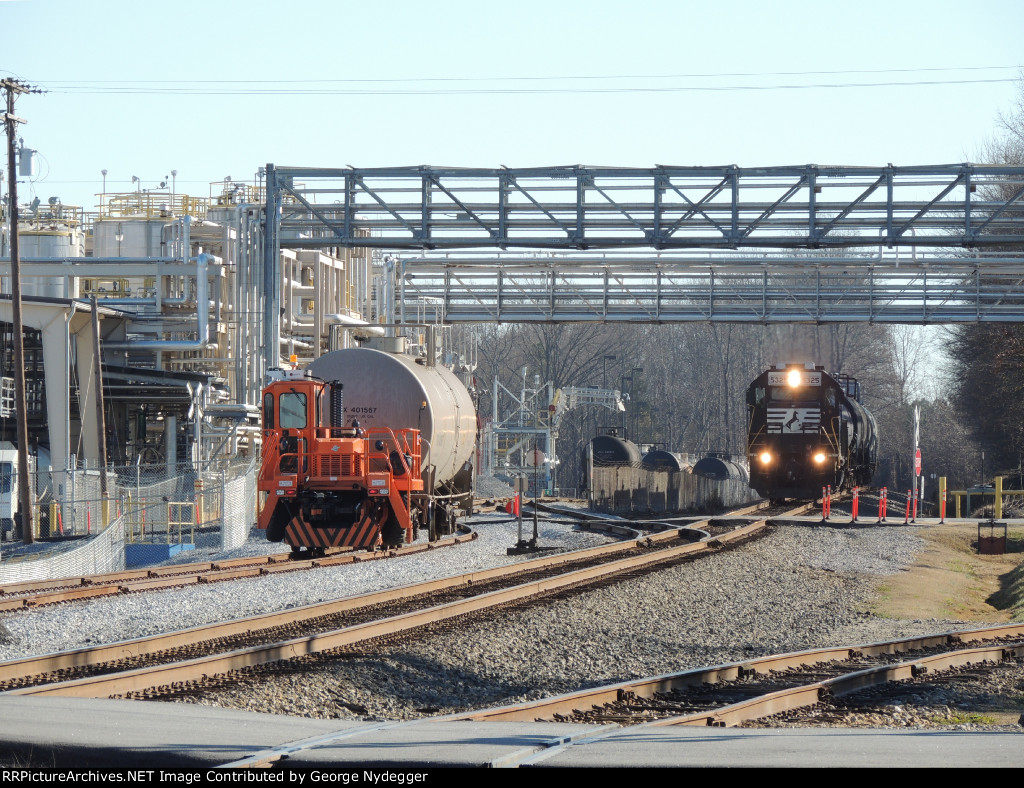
[692,456,749,482]
[641,449,683,471]
[590,435,642,466]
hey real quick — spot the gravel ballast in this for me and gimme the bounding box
[1,514,1021,731]
[185,521,1021,727]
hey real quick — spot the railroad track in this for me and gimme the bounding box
[0,502,809,699]
[0,497,774,611]
[0,532,478,611]
[451,623,1024,729]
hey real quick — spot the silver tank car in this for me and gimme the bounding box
[308,344,477,512]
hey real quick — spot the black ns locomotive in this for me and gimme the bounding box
[746,363,878,501]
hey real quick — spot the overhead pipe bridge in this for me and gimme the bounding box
[261,163,1024,348]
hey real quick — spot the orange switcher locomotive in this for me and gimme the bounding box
[257,343,477,555]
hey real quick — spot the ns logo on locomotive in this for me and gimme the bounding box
[746,363,878,503]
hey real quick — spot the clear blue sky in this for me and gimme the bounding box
[2,0,1022,211]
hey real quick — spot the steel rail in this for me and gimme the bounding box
[2,510,799,698]
[216,628,1024,769]
[451,623,1024,724]
[650,640,1024,728]
[0,517,717,685]
[0,533,476,612]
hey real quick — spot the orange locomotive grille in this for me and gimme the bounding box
[312,452,361,478]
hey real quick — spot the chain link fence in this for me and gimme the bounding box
[0,511,126,583]
[0,458,257,580]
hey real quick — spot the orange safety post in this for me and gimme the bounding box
[911,485,918,523]
[822,487,827,520]
[878,487,887,523]
[851,486,859,523]
[939,477,947,523]
[904,490,911,524]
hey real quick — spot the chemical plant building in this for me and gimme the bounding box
[0,179,381,550]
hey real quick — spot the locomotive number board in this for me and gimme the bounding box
[768,370,822,387]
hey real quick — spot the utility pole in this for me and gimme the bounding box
[2,78,39,545]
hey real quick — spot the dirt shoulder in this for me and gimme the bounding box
[871,522,1024,621]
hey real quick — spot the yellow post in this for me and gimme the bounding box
[939,477,947,523]
[955,492,962,518]
[995,476,1003,520]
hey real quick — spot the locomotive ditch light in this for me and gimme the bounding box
[786,369,802,387]
[759,451,772,465]
[813,451,827,464]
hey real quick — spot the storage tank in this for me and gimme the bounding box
[92,217,168,258]
[7,201,84,298]
[307,342,476,489]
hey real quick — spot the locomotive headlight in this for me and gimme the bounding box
[786,369,802,387]
[759,451,772,465]
[813,451,827,464]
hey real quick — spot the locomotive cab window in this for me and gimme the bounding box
[770,387,812,402]
[280,392,308,429]
[263,392,275,430]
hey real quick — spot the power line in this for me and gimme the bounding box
[30,64,1024,86]
[31,64,1023,96]
[36,77,1023,97]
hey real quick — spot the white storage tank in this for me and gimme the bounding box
[7,204,84,298]
[92,218,168,258]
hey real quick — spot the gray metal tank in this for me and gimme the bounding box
[307,344,476,488]
[692,456,749,483]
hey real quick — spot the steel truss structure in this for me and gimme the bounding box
[263,163,1024,326]
[398,252,1024,324]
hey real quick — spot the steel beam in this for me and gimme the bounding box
[266,163,1024,251]
[397,253,1024,324]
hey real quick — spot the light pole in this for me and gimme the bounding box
[620,375,632,438]
[631,367,644,444]
[602,354,616,389]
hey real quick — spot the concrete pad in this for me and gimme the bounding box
[277,720,602,768]
[534,726,1024,769]
[1,697,1021,769]
[0,696,345,768]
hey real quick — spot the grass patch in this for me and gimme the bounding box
[871,524,1024,622]
[987,561,1024,619]
[930,712,999,725]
